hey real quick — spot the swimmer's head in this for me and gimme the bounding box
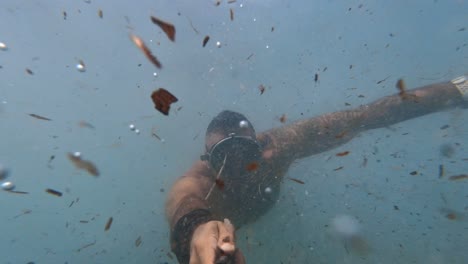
[201,110,261,174]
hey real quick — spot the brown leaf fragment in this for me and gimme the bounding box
[45,188,63,197]
[336,151,350,157]
[215,178,225,190]
[279,114,286,123]
[150,16,176,42]
[396,78,408,99]
[104,217,113,231]
[228,0,237,3]
[287,177,305,184]
[130,34,162,69]
[67,153,100,176]
[151,88,178,115]
[98,9,103,19]
[446,213,456,220]
[78,120,95,129]
[245,162,259,171]
[202,35,210,47]
[230,8,234,21]
[448,174,468,181]
[28,113,52,121]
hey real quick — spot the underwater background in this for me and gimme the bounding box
[0,0,467,263]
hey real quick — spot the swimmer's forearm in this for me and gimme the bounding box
[265,78,467,161]
[360,81,466,130]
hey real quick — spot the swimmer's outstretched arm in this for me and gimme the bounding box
[262,76,468,162]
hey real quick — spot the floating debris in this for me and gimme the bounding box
[13,209,32,219]
[215,178,225,190]
[376,76,390,84]
[334,166,344,171]
[438,164,445,178]
[150,16,175,42]
[135,236,142,247]
[245,162,259,172]
[440,208,463,221]
[258,84,266,95]
[287,177,305,185]
[67,152,100,176]
[76,241,96,252]
[25,68,34,75]
[202,35,210,47]
[7,190,28,194]
[104,217,113,231]
[28,113,52,121]
[314,73,319,83]
[62,11,67,20]
[410,171,418,176]
[229,8,234,21]
[98,9,103,19]
[448,174,468,181]
[130,34,162,69]
[78,120,95,129]
[151,128,162,141]
[150,88,178,116]
[336,151,350,157]
[279,114,287,123]
[45,188,63,197]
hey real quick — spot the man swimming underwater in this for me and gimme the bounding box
[165,74,468,264]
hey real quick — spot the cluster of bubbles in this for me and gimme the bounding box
[129,124,140,135]
[0,163,14,191]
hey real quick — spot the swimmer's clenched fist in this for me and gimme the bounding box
[190,219,245,264]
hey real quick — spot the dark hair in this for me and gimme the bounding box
[206,110,255,137]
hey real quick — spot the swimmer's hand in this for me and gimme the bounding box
[190,219,245,264]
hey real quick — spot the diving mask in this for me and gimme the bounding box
[201,133,261,174]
